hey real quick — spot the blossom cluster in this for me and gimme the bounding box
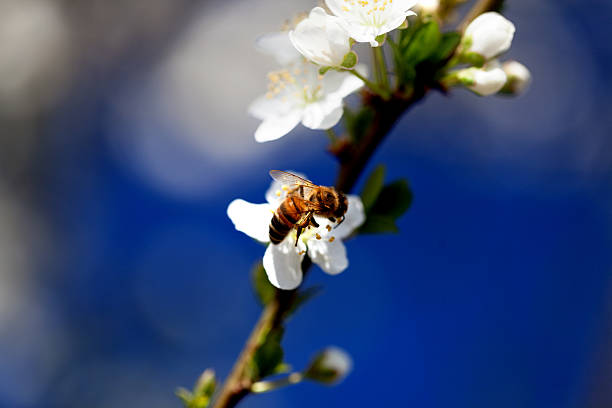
[230,2,531,291]
[452,12,531,96]
[249,1,420,142]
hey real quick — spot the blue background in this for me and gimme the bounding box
[1,1,611,407]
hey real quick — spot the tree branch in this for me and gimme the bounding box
[213,81,429,408]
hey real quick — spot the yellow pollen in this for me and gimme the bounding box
[316,233,322,240]
[328,236,336,242]
[281,185,289,191]
[298,250,306,255]
[275,190,281,197]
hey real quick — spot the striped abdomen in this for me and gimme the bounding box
[269,197,302,244]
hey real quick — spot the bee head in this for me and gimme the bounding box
[333,192,348,218]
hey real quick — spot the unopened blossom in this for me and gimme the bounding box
[457,62,507,96]
[227,174,365,290]
[289,7,352,67]
[463,12,515,60]
[248,53,365,142]
[501,60,531,95]
[304,347,353,384]
[416,0,439,14]
[326,0,417,46]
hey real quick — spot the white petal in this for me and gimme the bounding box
[318,347,352,377]
[333,195,365,239]
[302,100,343,130]
[248,94,292,120]
[255,31,301,65]
[459,65,507,96]
[254,110,302,143]
[502,60,531,94]
[308,238,348,275]
[289,7,350,67]
[323,66,366,99]
[465,12,515,59]
[325,0,346,18]
[395,0,419,12]
[263,240,306,290]
[227,199,272,243]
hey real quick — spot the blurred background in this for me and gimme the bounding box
[1,0,611,407]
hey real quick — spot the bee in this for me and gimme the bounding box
[269,170,348,246]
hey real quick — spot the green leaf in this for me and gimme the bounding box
[176,369,216,408]
[431,32,461,62]
[404,21,441,64]
[360,165,386,212]
[341,51,358,69]
[371,179,413,219]
[358,214,399,234]
[344,107,374,142]
[252,327,285,380]
[252,262,275,306]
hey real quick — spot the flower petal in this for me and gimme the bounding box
[308,238,348,275]
[289,7,350,67]
[248,94,293,120]
[227,199,273,243]
[254,110,303,143]
[263,240,306,290]
[302,100,343,130]
[255,31,302,65]
[333,194,365,239]
[323,66,366,100]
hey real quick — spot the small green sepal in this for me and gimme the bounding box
[462,52,485,68]
[374,33,387,46]
[341,51,358,69]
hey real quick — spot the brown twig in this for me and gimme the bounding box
[210,0,504,400]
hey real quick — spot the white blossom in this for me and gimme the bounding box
[289,7,352,67]
[463,12,515,60]
[305,347,353,384]
[227,174,365,290]
[326,0,417,46]
[457,61,507,96]
[502,60,531,95]
[248,54,365,142]
[416,0,439,14]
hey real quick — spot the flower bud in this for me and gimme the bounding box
[463,12,515,60]
[500,60,531,95]
[303,347,352,385]
[416,0,439,15]
[289,7,352,67]
[457,63,507,96]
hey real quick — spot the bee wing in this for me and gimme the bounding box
[269,170,319,198]
[269,170,318,188]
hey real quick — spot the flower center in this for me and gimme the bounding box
[265,63,325,105]
[342,0,392,28]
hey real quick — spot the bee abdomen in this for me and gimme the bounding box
[269,209,293,245]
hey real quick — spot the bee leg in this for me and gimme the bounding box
[295,226,303,247]
[333,216,345,229]
[310,214,319,228]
